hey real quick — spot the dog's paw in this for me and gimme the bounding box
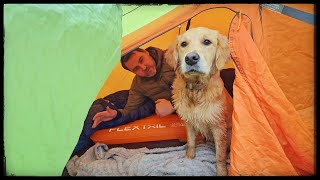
[216,167,228,176]
[185,147,195,159]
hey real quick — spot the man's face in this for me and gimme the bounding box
[124,50,157,77]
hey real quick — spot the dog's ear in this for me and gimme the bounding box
[215,34,230,70]
[165,37,179,69]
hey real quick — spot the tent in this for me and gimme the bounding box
[4,4,314,176]
[4,4,124,176]
[93,4,315,176]
[4,4,176,176]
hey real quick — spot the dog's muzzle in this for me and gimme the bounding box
[185,52,200,66]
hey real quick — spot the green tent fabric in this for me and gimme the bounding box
[4,4,122,176]
[4,4,177,176]
[121,5,177,36]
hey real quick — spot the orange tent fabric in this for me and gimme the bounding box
[228,14,314,176]
[93,4,314,176]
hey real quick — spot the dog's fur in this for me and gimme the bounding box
[165,27,233,176]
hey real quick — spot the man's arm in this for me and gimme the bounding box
[117,82,146,117]
[111,98,156,127]
[91,98,156,129]
[92,79,148,128]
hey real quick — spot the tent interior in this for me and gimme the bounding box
[92,4,315,176]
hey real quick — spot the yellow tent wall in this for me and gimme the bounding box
[95,4,314,176]
[96,4,177,99]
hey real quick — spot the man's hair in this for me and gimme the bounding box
[121,48,145,71]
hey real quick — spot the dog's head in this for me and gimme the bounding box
[165,27,230,79]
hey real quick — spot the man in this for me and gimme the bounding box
[62,46,235,176]
[71,46,176,158]
[92,47,176,129]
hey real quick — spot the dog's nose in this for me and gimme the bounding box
[185,52,200,66]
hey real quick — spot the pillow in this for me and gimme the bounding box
[90,114,187,145]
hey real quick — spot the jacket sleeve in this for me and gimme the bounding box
[117,78,146,117]
[110,98,155,127]
[97,98,155,129]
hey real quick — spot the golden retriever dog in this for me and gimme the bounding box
[165,27,233,176]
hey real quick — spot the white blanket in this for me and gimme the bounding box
[66,142,230,176]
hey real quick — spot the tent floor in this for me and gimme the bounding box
[61,139,186,176]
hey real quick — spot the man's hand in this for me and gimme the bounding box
[155,99,175,117]
[92,106,117,128]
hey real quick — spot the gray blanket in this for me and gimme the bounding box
[66,142,230,176]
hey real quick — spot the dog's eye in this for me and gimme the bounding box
[203,39,212,45]
[181,41,188,47]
